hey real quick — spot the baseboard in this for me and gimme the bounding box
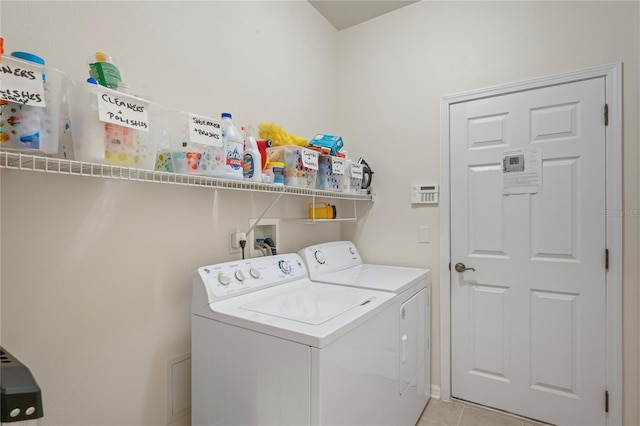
[430,384,441,400]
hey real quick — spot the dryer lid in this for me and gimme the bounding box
[318,264,428,294]
[241,284,374,325]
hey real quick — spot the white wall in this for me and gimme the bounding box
[338,1,640,424]
[0,2,343,425]
[3,1,640,425]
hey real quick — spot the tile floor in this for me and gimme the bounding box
[417,398,548,426]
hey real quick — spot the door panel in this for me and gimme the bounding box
[530,101,579,142]
[530,290,579,396]
[468,165,507,256]
[469,284,510,381]
[468,113,509,149]
[531,158,580,261]
[450,78,606,425]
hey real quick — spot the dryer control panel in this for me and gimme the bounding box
[193,253,308,304]
[298,241,362,279]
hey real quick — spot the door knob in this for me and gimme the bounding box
[454,262,475,273]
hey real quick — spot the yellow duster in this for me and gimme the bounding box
[258,122,307,147]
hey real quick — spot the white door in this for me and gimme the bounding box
[449,77,606,425]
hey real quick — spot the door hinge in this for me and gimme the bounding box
[448,262,451,271]
[605,249,609,271]
[604,104,609,126]
[605,390,609,413]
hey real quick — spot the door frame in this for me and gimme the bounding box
[439,62,622,425]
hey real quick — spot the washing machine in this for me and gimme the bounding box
[192,252,411,426]
[299,241,431,425]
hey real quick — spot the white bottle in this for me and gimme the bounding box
[242,125,262,182]
[221,112,244,181]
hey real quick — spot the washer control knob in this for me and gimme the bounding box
[235,270,246,282]
[249,268,261,279]
[348,246,356,255]
[278,260,292,274]
[218,274,231,286]
[314,250,326,264]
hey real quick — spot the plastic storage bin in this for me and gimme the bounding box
[154,110,205,174]
[197,144,227,177]
[156,149,203,174]
[266,145,319,189]
[317,154,345,192]
[0,58,69,155]
[67,80,162,169]
[170,112,227,178]
[345,159,364,193]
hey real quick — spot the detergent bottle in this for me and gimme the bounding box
[242,125,262,182]
[221,113,244,181]
[87,51,121,89]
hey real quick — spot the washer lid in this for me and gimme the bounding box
[242,285,374,325]
[317,264,429,294]
[206,279,394,348]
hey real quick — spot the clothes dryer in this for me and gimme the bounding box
[299,241,431,425]
[192,253,405,425]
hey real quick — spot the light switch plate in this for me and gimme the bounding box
[419,226,430,243]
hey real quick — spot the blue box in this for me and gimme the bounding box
[309,134,343,155]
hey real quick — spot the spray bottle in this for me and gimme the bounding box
[87,51,121,89]
[87,52,131,163]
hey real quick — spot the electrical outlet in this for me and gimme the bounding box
[230,231,246,254]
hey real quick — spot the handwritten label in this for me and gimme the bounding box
[97,90,150,132]
[350,163,364,179]
[188,113,222,147]
[331,157,345,175]
[301,149,319,170]
[0,56,46,107]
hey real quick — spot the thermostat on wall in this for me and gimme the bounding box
[411,184,439,205]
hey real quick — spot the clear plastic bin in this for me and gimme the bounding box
[156,149,204,174]
[345,160,364,193]
[197,144,227,177]
[317,154,346,192]
[154,110,205,174]
[266,145,318,189]
[0,60,69,155]
[67,81,162,170]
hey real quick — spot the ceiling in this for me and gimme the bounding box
[308,0,419,31]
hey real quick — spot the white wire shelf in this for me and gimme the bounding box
[288,218,359,224]
[0,150,373,201]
